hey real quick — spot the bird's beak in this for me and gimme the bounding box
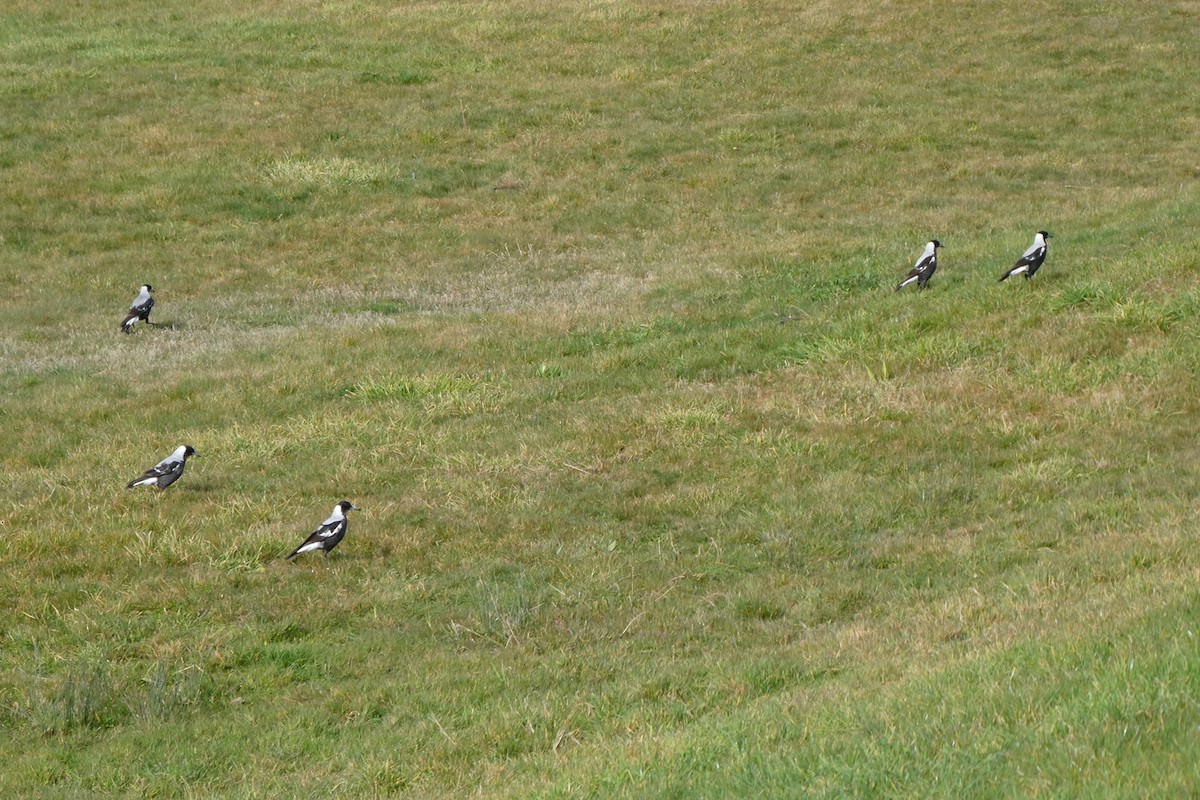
[351,504,362,511]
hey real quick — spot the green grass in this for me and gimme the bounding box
[2,0,1200,796]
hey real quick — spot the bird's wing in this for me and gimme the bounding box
[133,464,170,482]
[129,467,163,483]
[129,297,154,316]
[287,519,345,555]
[914,253,936,273]
[1015,243,1044,266]
[127,458,177,486]
[152,453,184,472]
[314,518,346,539]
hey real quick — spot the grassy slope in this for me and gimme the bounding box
[2,0,1199,796]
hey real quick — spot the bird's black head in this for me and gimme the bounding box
[183,445,198,458]
[337,500,360,513]
[931,239,942,249]
[144,284,154,292]
[1038,231,1052,239]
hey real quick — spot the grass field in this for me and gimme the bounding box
[2,0,1199,796]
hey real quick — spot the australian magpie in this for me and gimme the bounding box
[895,240,942,291]
[285,501,360,560]
[126,445,198,489]
[999,231,1052,282]
[121,284,156,333]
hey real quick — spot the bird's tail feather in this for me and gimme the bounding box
[285,542,315,560]
[998,272,1010,282]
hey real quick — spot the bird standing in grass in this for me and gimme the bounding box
[121,284,156,333]
[999,231,1052,282]
[285,501,360,560]
[895,240,942,291]
[126,445,198,489]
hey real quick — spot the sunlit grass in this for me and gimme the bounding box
[2,0,1200,796]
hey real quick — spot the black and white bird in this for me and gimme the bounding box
[121,284,156,333]
[126,445,198,489]
[999,231,1052,282]
[895,240,942,291]
[285,500,360,560]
